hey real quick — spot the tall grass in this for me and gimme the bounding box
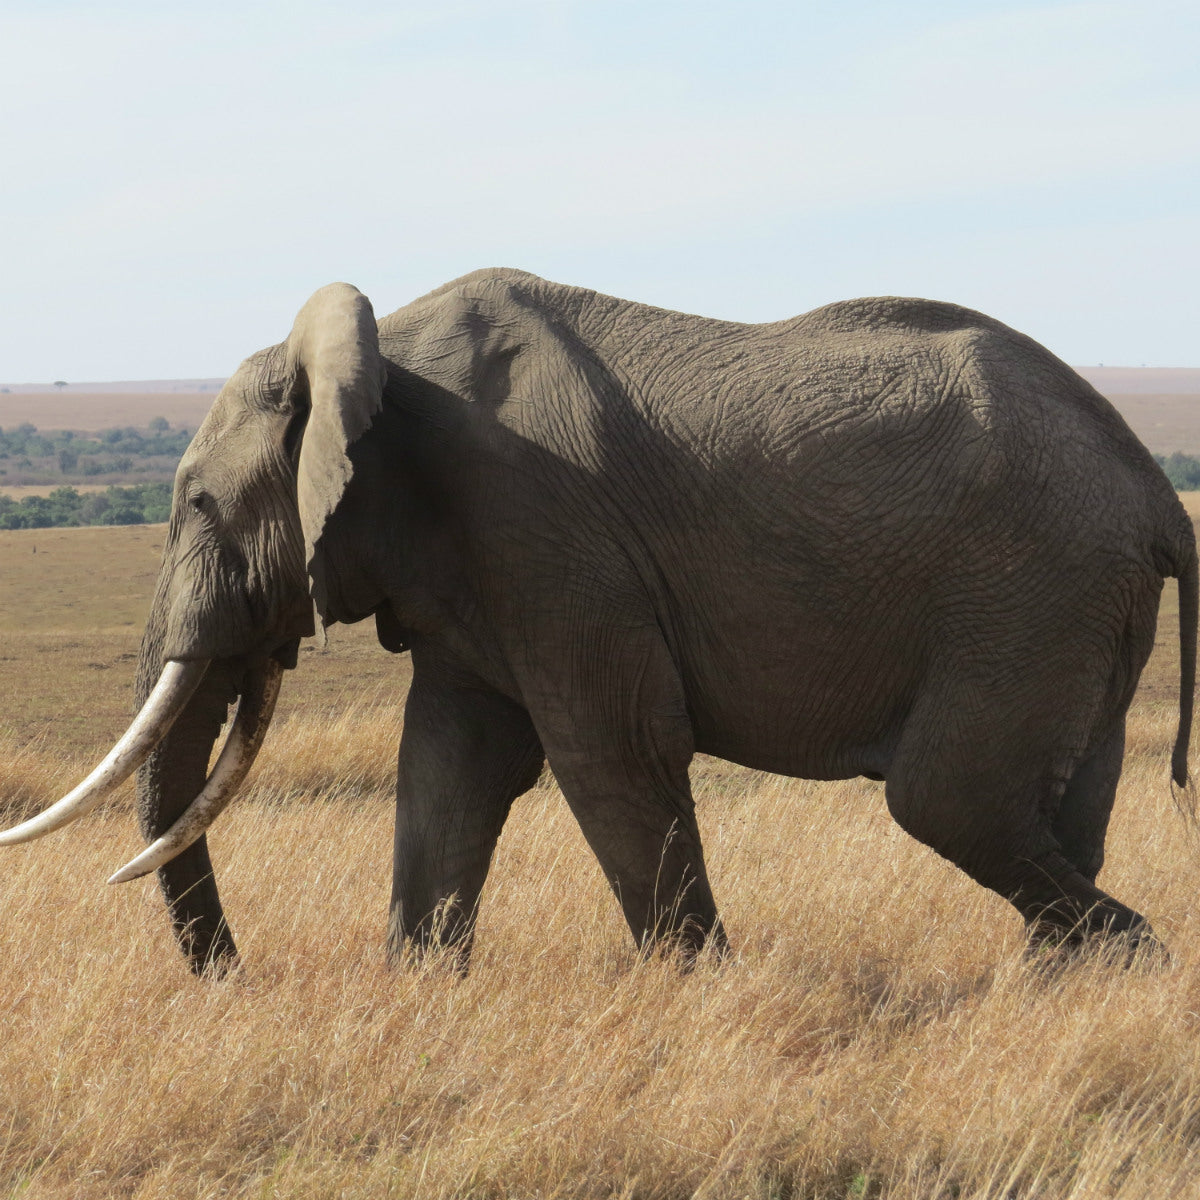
[0,730,75,821]
[249,696,404,804]
[2,692,1199,1198]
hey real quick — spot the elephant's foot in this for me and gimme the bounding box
[1023,913,1169,971]
[192,950,244,981]
[172,911,240,978]
[1016,860,1167,970]
[386,898,475,976]
[180,935,241,979]
[636,915,730,971]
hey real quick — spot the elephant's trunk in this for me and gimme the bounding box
[109,659,282,884]
[131,649,248,974]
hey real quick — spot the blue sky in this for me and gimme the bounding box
[1,0,1196,379]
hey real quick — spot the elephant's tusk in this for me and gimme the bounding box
[108,659,283,884]
[0,660,211,846]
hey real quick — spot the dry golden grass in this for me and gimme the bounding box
[2,525,1200,1197]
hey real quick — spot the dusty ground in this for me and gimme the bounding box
[0,392,216,432]
[1104,393,1200,455]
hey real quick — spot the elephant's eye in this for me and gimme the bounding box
[188,490,209,513]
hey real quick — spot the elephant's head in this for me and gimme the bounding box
[0,283,387,972]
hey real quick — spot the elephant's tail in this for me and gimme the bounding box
[1171,521,1197,790]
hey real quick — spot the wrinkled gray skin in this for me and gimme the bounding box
[135,268,1197,974]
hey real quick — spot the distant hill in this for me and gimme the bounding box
[1074,367,1200,396]
[2,369,1199,452]
[0,379,226,433]
[1093,394,1200,456]
[8,369,1196,398]
[0,392,219,433]
[1064,368,1200,456]
[0,379,225,395]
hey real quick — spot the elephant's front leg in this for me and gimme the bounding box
[531,627,726,960]
[387,668,544,969]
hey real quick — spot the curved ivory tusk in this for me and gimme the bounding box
[0,659,210,846]
[108,659,284,884]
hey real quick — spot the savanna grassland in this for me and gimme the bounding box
[2,518,1200,1199]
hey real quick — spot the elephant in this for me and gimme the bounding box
[2,268,1195,975]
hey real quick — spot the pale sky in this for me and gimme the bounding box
[1,0,1197,380]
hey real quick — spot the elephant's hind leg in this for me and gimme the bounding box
[388,661,544,969]
[884,698,1152,953]
[1029,718,1163,959]
[1050,718,1125,884]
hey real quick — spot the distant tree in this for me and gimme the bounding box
[45,487,83,526]
[17,495,54,527]
[57,449,79,473]
[103,505,144,525]
[148,416,170,432]
[80,492,111,522]
[53,381,68,391]
[1156,453,1200,491]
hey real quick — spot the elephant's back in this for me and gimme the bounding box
[617,300,1183,715]
[634,297,1175,548]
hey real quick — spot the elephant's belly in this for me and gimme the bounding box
[691,722,897,781]
[682,648,910,781]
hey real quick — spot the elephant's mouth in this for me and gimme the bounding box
[0,655,284,880]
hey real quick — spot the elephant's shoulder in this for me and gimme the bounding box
[384,268,598,329]
[404,267,545,303]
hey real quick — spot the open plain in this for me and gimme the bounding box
[2,519,1200,1199]
[0,392,217,434]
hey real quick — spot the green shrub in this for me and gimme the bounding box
[0,483,174,528]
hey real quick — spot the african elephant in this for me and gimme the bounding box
[3,269,1195,974]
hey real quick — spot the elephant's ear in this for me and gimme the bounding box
[284,283,387,613]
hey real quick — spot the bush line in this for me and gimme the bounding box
[1156,452,1200,491]
[0,482,172,528]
